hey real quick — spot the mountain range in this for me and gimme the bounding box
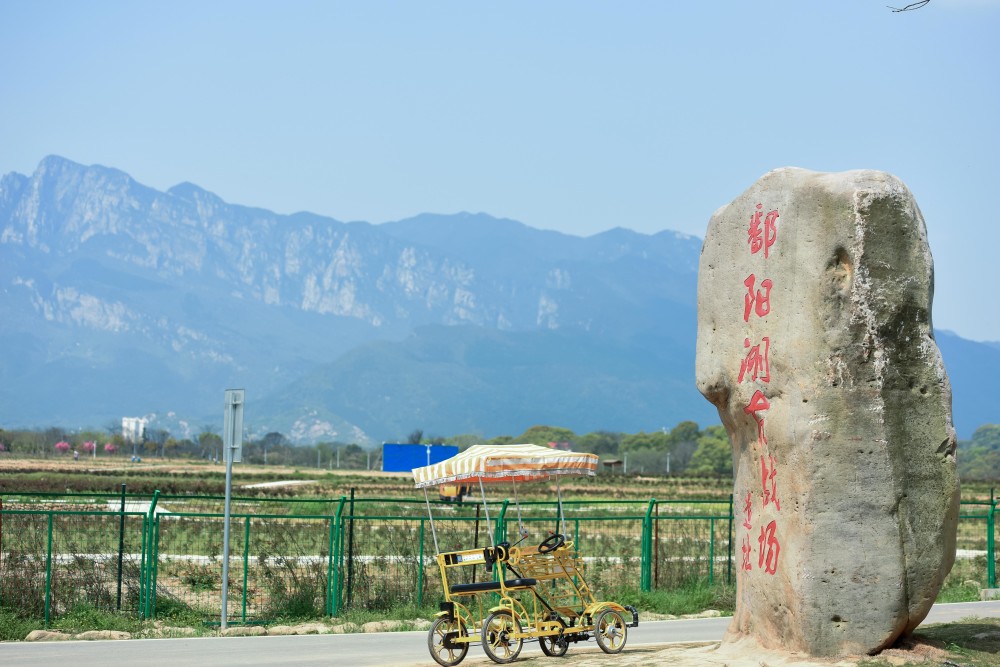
[0,156,994,444]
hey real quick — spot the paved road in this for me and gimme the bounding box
[1,601,998,667]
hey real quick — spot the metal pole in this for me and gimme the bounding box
[326,514,337,616]
[423,488,440,553]
[654,501,660,589]
[473,504,481,581]
[150,518,161,618]
[45,512,53,628]
[511,478,525,538]
[331,497,346,616]
[417,520,425,607]
[221,450,233,628]
[220,389,243,630]
[242,516,250,622]
[117,483,126,611]
[346,488,356,609]
[479,478,494,547]
[727,494,734,585]
[709,518,716,584]
[143,491,160,620]
[556,478,567,538]
[990,493,997,589]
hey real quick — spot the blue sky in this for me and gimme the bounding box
[1,1,998,341]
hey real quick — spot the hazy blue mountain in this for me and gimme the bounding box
[935,331,1000,440]
[0,156,992,443]
[264,324,718,442]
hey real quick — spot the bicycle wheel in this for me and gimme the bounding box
[481,610,524,664]
[594,609,627,654]
[428,616,469,666]
[538,618,568,657]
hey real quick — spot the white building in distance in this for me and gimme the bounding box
[122,416,148,443]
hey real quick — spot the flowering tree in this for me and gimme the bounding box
[55,441,71,454]
[104,442,117,454]
[82,441,96,454]
[0,441,6,452]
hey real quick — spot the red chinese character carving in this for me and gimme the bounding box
[761,454,780,511]
[748,204,778,259]
[757,520,780,575]
[743,389,770,445]
[739,336,771,383]
[741,534,753,571]
[743,274,773,322]
[742,490,753,530]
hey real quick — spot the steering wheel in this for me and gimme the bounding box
[538,533,565,554]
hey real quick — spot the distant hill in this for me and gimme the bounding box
[936,331,1000,440]
[0,156,992,442]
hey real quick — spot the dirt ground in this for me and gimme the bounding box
[415,637,947,667]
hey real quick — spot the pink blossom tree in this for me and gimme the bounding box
[82,441,96,456]
[55,441,71,454]
[104,442,117,454]
[0,441,7,452]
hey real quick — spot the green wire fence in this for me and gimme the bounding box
[0,490,995,625]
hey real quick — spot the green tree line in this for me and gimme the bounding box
[1,422,996,480]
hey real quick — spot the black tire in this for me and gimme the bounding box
[428,616,469,666]
[481,610,523,664]
[538,617,568,657]
[594,609,627,654]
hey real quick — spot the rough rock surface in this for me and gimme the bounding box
[24,630,72,641]
[695,168,960,656]
[74,630,131,640]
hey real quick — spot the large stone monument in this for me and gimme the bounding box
[695,168,960,656]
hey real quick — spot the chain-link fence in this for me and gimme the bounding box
[1,491,996,625]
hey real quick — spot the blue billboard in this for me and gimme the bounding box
[382,443,458,473]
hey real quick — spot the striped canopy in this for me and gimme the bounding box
[412,443,599,488]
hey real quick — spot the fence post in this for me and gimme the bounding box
[495,500,509,549]
[138,512,148,617]
[709,518,716,585]
[44,512,53,628]
[325,512,336,616]
[0,497,3,609]
[116,483,126,611]
[346,489,355,610]
[151,517,161,618]
[641,499,655,592]
[727,494,734,585]
[653,502,659,590]
[330,496,347,616]
[142,490,160,619]
[989,489,996,589]
[417,519,425,608]
[242,516,251,623]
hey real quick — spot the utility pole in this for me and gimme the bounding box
[220,389,244,631]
